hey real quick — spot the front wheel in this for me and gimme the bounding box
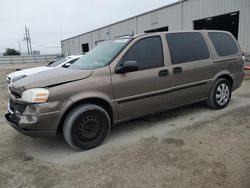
[206,78,232,109]
[63,104,111,150]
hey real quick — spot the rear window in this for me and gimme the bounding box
[208,32,238,56]
[166,32,210,64]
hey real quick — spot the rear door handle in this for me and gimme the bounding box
[173,67,182,74]
[158,69,169,77]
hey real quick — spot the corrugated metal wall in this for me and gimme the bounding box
[110,18,137,38]
[69,37,81,55]
[137,3,182,33]
[61,40,70,55]
[79,33,93,51]
[183,0,250,52]
[91,27,110,47]
[61,0,250,55]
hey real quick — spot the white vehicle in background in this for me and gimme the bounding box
[6,55,82,92]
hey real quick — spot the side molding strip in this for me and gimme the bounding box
[117,81,208,104]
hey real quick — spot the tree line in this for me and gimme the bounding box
[2,48,21,56]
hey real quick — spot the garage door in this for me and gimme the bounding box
[194,12,239,39]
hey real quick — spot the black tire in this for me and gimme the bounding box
[63,104,111,150]
[206,78,232,109]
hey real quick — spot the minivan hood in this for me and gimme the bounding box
[7,66,53,80]
[12,68,93,91]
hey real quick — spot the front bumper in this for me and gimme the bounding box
[5,95,72,137]
[5,113,56,137]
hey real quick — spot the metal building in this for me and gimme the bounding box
[61,0,250,55]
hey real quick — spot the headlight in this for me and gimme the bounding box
[12,75,27,82]
[21,88,49,103]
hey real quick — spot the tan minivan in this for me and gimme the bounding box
[5,31,244,150]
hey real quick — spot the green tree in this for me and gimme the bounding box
[3,48,21,56]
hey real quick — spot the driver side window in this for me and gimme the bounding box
[122,36,164,71]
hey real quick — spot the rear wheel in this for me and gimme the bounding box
[63,104,111,150]
[206,78,232,109]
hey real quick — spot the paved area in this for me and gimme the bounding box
[0,63,250,188]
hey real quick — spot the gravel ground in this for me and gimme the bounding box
[0,63,250,188]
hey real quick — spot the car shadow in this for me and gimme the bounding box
[108,102,206,139]
[15,97,242,164]
[22,102,207,154]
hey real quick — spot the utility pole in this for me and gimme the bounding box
[18,42,22,54]
[28,29,33,55]
[23,26,33,55]
[24,26,30,55]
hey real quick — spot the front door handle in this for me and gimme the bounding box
[173,67,183,74]
[158,69,169,77]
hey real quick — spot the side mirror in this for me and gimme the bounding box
[63,63,72,68]
[115,61,138,74]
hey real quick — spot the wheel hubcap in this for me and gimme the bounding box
[216,83,230,106]
[76,115,102,142]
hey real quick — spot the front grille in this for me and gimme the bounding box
[16,103,27,114]
[9,99,14,113]
[8,113,20,125]
[9,99,27,114]
[11,91,21,99]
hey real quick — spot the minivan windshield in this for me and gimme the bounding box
[70,39,131,70]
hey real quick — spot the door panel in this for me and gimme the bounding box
[169,59,213,104]
[111,67,172,120]
[165,32,214,104]
[111,35,173,120]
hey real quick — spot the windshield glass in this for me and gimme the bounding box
[70,39,130,70]
[48,57,71,67]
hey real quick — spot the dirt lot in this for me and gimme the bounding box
[0,63,250,188]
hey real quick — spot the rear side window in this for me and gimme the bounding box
[166,32,210,64]
[208,32,238,56]
[122,36,164,70]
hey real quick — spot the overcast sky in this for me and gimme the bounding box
[0,0,178,54]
